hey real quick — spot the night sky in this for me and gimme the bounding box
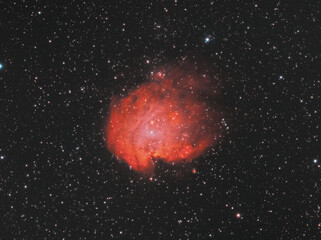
[1,1,320,239]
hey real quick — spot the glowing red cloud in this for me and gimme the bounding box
[105,65,222,173]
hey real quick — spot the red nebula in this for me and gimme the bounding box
[105,64,222,174]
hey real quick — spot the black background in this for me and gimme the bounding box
[1,0,320,239]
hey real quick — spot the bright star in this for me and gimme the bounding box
[205,37,210,43]
[0,63,3,69]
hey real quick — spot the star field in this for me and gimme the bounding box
[1,1,320,239]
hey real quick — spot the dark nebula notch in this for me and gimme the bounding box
[105,60,224,174]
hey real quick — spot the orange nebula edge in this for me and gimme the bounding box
[105,65,222,174]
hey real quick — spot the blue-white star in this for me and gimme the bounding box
[205,37,210,43]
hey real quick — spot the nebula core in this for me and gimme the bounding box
[106,63,222,174]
